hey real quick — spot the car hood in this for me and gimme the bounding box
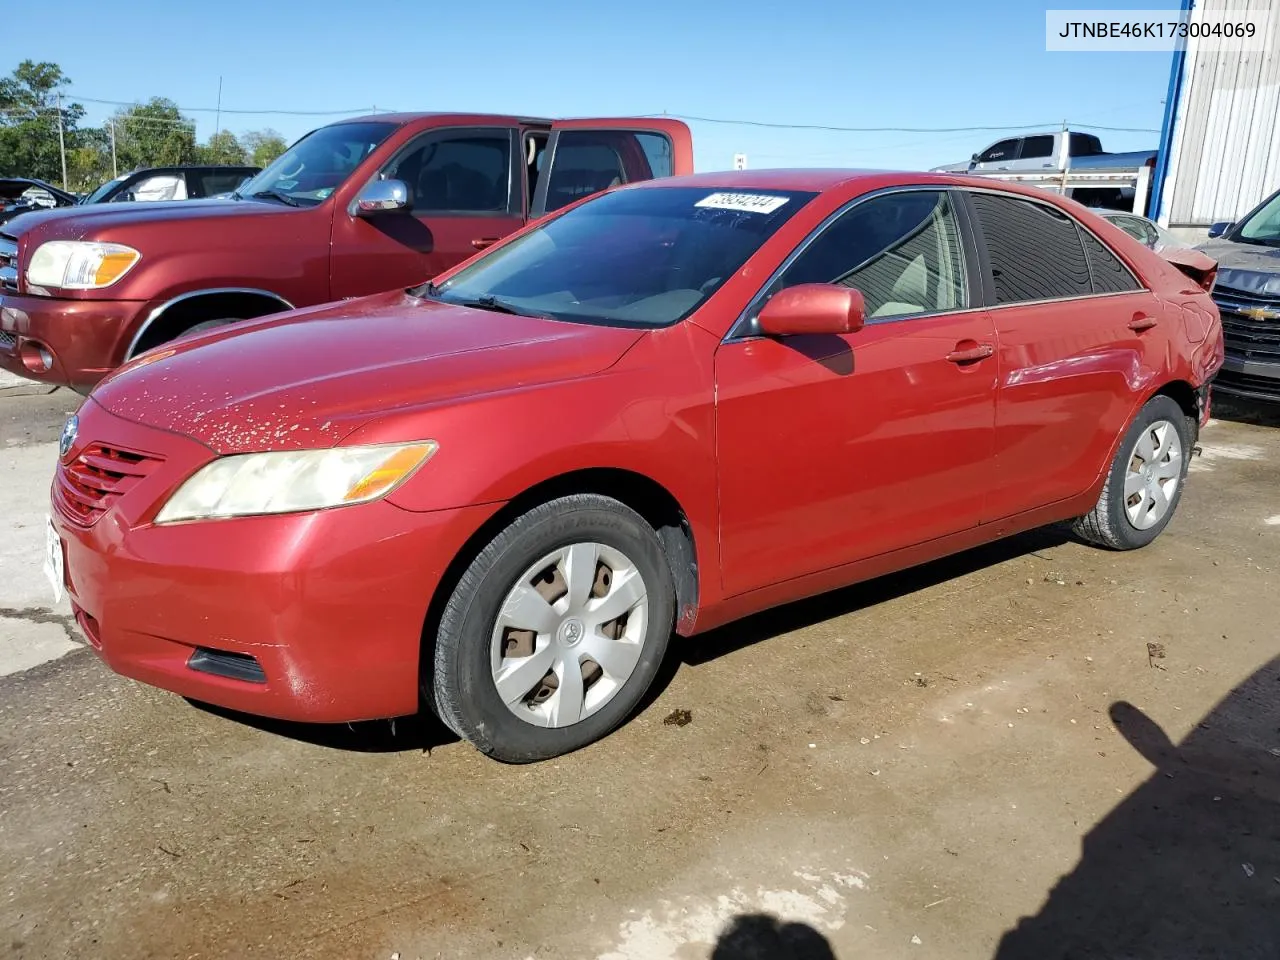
[90,291,645,455]
[1196,238,1280,296]
[1,196,295,241]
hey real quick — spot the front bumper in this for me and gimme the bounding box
[51,400,498,723]
[0,291,146,391]
[1212,355,1280,404]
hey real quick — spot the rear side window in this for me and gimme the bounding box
[1020,135,1055,160]
[968,193,1091,303]
[1080,228,1142,294]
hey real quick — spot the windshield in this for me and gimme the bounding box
[424,186,816,328]
[82,175,127,204]
[1236,190,1280,246]
[236,121,397,207]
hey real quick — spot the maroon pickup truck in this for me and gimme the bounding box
[0,113,693,391]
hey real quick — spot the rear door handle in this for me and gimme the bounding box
[471,237,500,250]
[1128,314,1158,332]
[946,342,994,364]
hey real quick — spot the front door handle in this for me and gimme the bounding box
[471,237,500,250]
[946,342,994,364]
[1128,314,1158,332]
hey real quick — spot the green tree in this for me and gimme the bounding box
[241,128,288,168]
[0,60,86,185]
[198,129,248,165]
[110,98,197,171]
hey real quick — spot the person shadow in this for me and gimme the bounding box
[711,914,838,959]
[994,656,1280,959]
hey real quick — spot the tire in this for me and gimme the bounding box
[175,319,234,341]
[1073,395,1193,550]
[429,494,676,763]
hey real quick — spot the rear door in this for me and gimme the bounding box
[329,125,524,300]
[531,118,693,218]
[962,190,1160,518]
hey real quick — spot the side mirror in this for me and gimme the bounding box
[354,179,409,216]
[971,153,980,163]
[757,284,866,338]
[1207,221,1233,239]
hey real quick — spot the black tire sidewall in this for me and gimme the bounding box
[435,498,675,763]
[1103,396,1192,549]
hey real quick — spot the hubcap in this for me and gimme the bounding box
[490,542,649,728]
[1124,419,1183,531]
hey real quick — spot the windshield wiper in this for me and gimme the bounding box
[249,189,301,208]
[455,295,542,317]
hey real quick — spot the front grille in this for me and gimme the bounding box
[0,235,16,292]
[1213,368,1280,401]
[1213,285,1280,365]
[53,444,162,526]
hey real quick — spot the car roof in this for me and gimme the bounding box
[626,169,1087,198]
[335,111,550,127]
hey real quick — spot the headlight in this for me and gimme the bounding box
[26,241,141,290]
[154,442,437,524]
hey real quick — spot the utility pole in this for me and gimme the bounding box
[55,92,68,189]
[214,76,223,140]
[109,118,118,178]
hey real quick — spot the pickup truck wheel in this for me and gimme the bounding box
[1073,395,1192,550]
[175,319,234,341]
[429,494,675,763]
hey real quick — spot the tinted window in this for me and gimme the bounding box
[387,133,512,213]
[1021,135,1055,160]
[978,139,1019,163]
[430,187,814,328]
[543,130,674,213]
[199,172,252,197]
[237,121,396,207]
[1081,228,1142,294]
[1070,133,1104,156]
[772,191,968,319]
[968,193,1091,303]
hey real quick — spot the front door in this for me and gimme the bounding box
[329,126,524,300]
[531,118,694,219]
[962,190,1161,517]
[715,189,998,597]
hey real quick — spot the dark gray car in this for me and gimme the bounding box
[1198,189,1280,403]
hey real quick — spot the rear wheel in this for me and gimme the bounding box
[1073,395,1192,550]
[429,494,675,762]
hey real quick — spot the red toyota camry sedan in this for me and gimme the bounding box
[47,170,1224,762]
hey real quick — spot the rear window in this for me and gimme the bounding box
[429,186,816,328]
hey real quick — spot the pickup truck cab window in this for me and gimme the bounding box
[238,120,397,207]
[384,129,515,215]
[977,138,1019,163]
[1020,135,1055,160]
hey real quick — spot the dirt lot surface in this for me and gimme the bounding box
[2,388,1278,959]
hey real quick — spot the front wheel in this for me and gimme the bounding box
[1073,395,1193,550]
[429,494,675,763]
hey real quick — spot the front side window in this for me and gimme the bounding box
[767,190,969,319]
[1236,190,1280,246]
[426,186,815,328]
[977,139,1019,163]
[968,193,1092,303]
[385,132,512,214]
[236,121,397,207]
[1020,135,1055,160]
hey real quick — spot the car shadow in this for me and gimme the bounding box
[993,656,1280,959]
[1211,394,1280,428]
[186,699,459,754]
[711,913,838,959]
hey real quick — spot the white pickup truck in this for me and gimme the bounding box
[932,130,1158,212]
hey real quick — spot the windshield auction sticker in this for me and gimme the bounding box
[1046,8,1269,51]
[695,193,790,215]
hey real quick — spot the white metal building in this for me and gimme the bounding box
[1154,0,1280,231]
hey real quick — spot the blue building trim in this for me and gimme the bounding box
[1151,0,1194,221]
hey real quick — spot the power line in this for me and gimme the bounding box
[644,112,1160,135]
[69,94,380,117]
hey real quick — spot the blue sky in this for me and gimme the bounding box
[17,0,1179,171]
